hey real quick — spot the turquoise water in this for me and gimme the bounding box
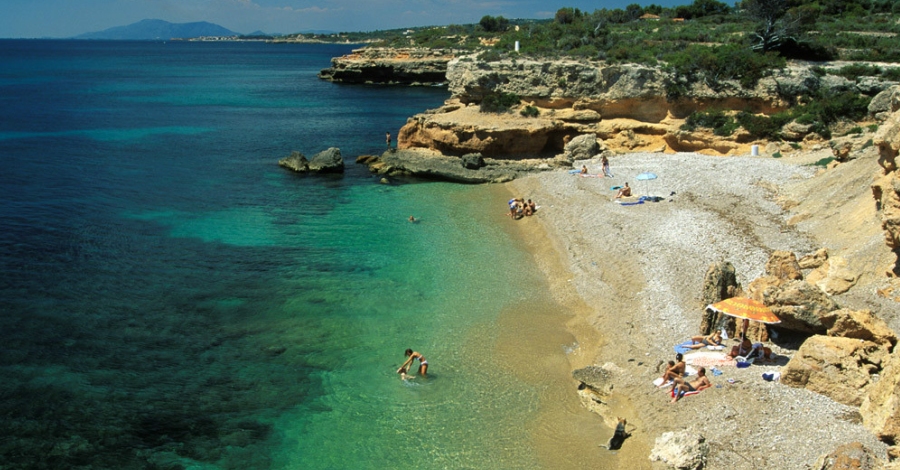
[0,40,578,469]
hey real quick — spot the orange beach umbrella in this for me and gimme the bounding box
[706,297,780,338]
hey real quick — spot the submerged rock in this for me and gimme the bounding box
[279,148,344,174]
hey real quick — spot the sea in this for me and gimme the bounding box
[0,40,600,469]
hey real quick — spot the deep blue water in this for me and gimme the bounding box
[0,40,572,469]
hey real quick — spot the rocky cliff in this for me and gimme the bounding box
[318,47,456,86]
[396,56,898,157]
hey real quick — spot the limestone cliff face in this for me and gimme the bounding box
[398,55,897,157]
[871,86,900,274]
[318,47,455,86]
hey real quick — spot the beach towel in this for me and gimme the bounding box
[670,387,702,399]
[674,341,694,355]
[685,351,736,368]
[616,200,644,206]
[611,185,622,190]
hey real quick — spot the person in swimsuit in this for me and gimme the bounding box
[580,165,588,174]
[670,367,711,403]
[615,182,632,199]
[601,155,612,177]
[659,353,685,385]
[398,349,428,377]
[397,366,414,380]
[686,331,722,349]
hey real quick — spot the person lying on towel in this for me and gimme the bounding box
[671,367,711,403]
[686,331,722,349]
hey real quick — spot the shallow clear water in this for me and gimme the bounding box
[0,40,572,469]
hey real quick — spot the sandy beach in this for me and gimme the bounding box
[503,149,897,469]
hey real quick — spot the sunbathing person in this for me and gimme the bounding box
[615,182,632,199]
[580,165,588,174]
[686,331,723,349]
[727,334,773,361]
[659,353,685,385]
[670,367,711,403]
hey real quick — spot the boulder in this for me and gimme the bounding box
[765,250,804,281]
[781,335,887,406]
[563,134,601,162]
[278,151,310,172]
[862,347,900,444]
[812,442,883,470]
[649,430,708,470]
[822,308,897,350]
[460,153,485,169]
[572,365,614,395]
[870,85,900,121]
[782,121,813,141]
[698,262,741,336]
[799,248,829,270]
[832,141,855,162]
[764,280,840,334]
[308,147,344,173]
[806,256,860,295]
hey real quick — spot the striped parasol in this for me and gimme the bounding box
[706,297,780,338]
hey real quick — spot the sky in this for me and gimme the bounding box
[1,0,698,38]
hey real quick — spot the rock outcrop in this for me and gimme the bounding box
[862,346,900,444]
[278,148,345,174]
[318,47,455,86]
[698,262,741,336]
[781,335,888,406]
[357,148,558,183]
[822,308,898,350]
[812,442,884,470]
[871,86,900,276]
[394,56,899,157]
[649,430,708,470]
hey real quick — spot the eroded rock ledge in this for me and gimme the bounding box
[397,56,898,159]
[318,47,456,86]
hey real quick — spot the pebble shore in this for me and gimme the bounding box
[508,151,889,469]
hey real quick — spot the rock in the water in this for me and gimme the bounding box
[572,365,614,395]
[278,151,310,172]
[308,147,344,173]
[649,430,708,470]
[781,335,887,406]
[280,148,344,174]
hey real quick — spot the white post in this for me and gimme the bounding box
[514,41,520,52]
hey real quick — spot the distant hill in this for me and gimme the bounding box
[74,19,239,40]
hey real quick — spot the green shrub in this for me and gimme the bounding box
[868,124,879,132]
[772,152,782,158]
[882,68,900,81]
[789,142,802,150]
[810,156,835,167]
[736,111,789,140]
[682,109,738,136]
[835,63,881,80]
[810,65,827,76]
[477,49,503,62]
[845,126,863,135]
[520,105,540,117]
[862,139,873,149]
[480,92,521,113]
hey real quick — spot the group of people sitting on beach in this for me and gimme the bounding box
[658,330,776,403]
[658,353,711,403]
[507,197,537,219]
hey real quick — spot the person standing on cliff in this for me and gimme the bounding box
[386,131,392,149]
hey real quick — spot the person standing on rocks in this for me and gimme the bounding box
[386,131,392,149]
